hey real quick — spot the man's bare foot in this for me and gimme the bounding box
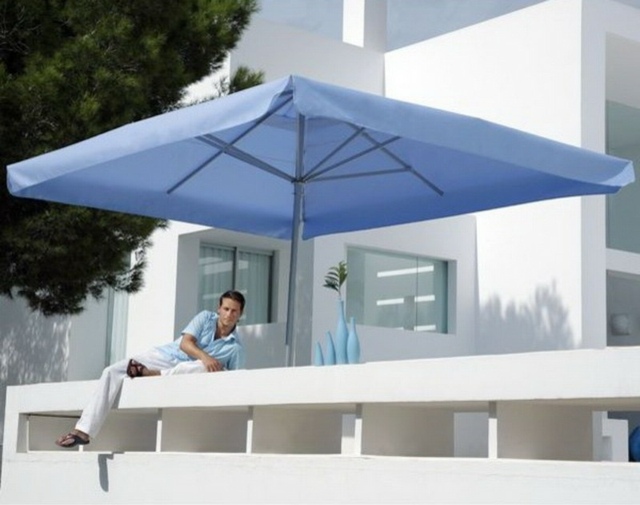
[127,358,160,378]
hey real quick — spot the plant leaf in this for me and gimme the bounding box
[323,261,347,296]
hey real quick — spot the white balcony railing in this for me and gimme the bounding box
[2,347,640,503]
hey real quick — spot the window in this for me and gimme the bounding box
[606,101,640,253]
[106,287,129,365]
[346,247,448,333]
[198,244,273,324]
[106,252,133,365]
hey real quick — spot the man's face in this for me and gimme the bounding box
[217,297,243,328]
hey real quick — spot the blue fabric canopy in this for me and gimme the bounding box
[7,74,635,365]
[7,74,634,241]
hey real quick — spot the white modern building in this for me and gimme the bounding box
[2,0,640,502]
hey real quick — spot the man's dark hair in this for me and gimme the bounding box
[220,290,246,311]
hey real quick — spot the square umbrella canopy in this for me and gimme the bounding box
[7,75,635,365]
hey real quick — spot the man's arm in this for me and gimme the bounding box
[179,333,223,372]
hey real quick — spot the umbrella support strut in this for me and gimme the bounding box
[285,114,306,367]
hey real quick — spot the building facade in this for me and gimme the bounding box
[2,0,640,502]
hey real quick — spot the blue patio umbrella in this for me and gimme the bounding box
[7,75,635,365]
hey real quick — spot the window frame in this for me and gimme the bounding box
[345,245,450,334]
[198,242,275,324]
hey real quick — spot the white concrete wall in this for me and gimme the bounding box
[386,0,584,139]
[497,403,593,461]
[229,17,384,95]
[124,221,201,356]
[4,452,640,504]
[66,296,111,380]
[342,0,387,52]
[587,0,640,350]
[385,0,602,353]
[361,404,454,457]
[0,294,112,438]
[0,298,68,439]
[312,215,477,362]
[580,0,640,354]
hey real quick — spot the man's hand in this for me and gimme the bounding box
[180,333,224,372]
[201,355,224,372]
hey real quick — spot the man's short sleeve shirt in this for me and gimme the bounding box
[157,310,245,370]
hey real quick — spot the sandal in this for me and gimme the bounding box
[55,432,90,448]
[126,358,147,378]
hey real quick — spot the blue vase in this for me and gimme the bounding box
[334,299,348,364]
[347,316,361,364]
[313,341,324,366]
[324,331,336,365]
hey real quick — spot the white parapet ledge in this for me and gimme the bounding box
[7,346,640,414]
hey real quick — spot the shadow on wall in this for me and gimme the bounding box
[0,296,70,433]
[477,282,574,355]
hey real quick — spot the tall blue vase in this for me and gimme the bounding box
[324,331,336,365]
[313,341,325,366]
[347,316,361,364]
[334,299,349,364]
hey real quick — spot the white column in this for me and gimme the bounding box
[353,404,363,455]
[246,406,254,454]
[488,402,498,459]
[343,0,365,47]
[343,0,387,52]
[156,409,163,452]
[341,405,363,455]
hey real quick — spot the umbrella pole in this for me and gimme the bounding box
[285,181,303,367]
[285,113,306,367]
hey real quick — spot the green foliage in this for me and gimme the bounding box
[323,261,348,300]
[186,65,265,106]
[0,0,260,315]
[227,66,266,95]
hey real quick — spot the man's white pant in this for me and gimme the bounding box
[75,348,207,438]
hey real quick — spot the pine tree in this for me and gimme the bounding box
[0,0,259,315]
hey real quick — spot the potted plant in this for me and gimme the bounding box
[323,260,348,300]
[323,261,349,364]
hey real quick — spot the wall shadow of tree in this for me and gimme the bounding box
[477,282,575,355]
[0,298,69,435]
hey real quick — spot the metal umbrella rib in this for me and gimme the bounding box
[168,94,295,193]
